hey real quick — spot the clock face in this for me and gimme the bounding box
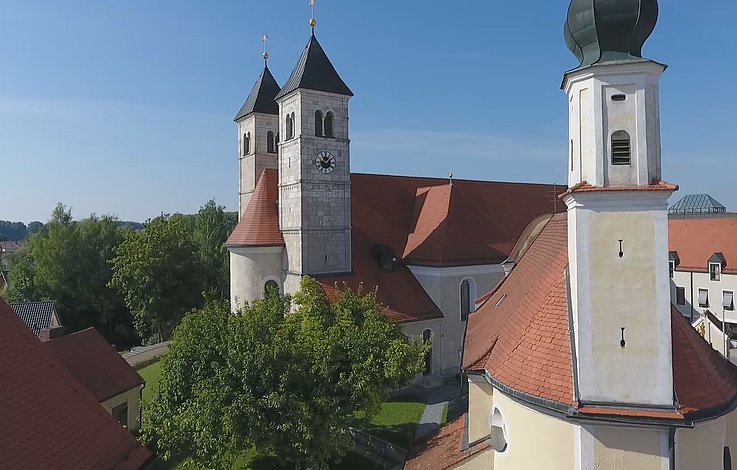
[315,151,336,174]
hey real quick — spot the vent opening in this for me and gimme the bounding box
[611,130,631,165]
[611,94,627,102]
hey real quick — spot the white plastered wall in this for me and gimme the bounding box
[676,416,727,470]
[467,376,494,444]
[229,246,284,311]
[401,318,444,386]
[577,424,669,470]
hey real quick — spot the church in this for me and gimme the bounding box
[406,0,737,469]
[225,12,565,383]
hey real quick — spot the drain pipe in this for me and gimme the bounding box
[669,426,677,470]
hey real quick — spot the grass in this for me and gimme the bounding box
[139,360,425,469]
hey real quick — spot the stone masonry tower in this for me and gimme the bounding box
[275,31,353,294]
[234,59,281,218]
[562,0,677,410]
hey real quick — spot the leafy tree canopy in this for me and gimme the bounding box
[144,277,428,469]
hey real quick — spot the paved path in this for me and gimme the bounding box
[392,383,464,441]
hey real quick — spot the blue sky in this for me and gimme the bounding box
[1,1,735,223]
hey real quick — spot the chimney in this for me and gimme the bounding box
[39,326,66,342]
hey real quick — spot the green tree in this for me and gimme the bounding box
[143,277,428,469]
[109,214,203,342]
[192,200,235,301]
[6,204,137,348]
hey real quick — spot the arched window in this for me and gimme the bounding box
[324,111,334,138]
[243,132,250,156]
[267,131,276,154]
[275,132,280,154]
[726,447,732,470]
[460,280,471,322]
[422,329,433,376]
[263,279,279,297]
[611,130,631,165]
[286,114,293,141]
[315,110,324,137]
[491,408,508,453]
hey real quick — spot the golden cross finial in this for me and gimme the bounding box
[309,0,317,30]
[262,33,269,62]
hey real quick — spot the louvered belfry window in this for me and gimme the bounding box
[611,130,631,165]
[267,131,275,154]
[315,110,324,137]
[324,112,334,138]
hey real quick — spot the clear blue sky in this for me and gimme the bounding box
[1,1,735,223]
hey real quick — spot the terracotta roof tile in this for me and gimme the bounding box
[559,180,678,199]
[44,328,144,403]
[669,217,737,274]
[226,169,284,247]
[464,214,737,421]
[0,299,152,469]
[404,415,489,470]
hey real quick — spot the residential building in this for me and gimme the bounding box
[408,1,737,468]
[44,328,146,433]
[10,300,62,337]
[227,25,565,385]
[0,298,152,469]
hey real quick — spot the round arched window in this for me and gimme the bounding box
[264,280,279,297]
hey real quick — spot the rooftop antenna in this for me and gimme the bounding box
[262,33,269,64]
[309,0,317,33]
[449,173,454,186]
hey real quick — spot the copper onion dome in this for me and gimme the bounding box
[564,0,659,69]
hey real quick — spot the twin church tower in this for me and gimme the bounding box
[227,20,354,305]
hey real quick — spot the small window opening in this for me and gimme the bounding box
[264,279,279,297]
[611,130,631,165]
[491,408,508,453]
[711,263,722,282]
[112,402,128,428]
[725,446,732,470]
[422,329,433,376]
[724,291,734,311]
[324,111,334,138]
[611,94,627,102]
[286,113,294,140]
[676,287,686,306]
[315,110,324,137]
[275,132,280,154]
[669,261,675,279]
[698,289,709,308]
[243,132,250,156]
[267,131,276,154]
[461,280,471,322]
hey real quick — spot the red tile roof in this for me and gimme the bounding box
[404,415,489,470]
[44,328,144,403]
[0,299,152,469]
[464,213,737,423]
[226,169,284,247]
[227,172,561,324]
[669,217,737,274]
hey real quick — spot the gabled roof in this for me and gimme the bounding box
[10,300,59,337]
[275,34,353,100]
[405,415,489,470]
[44,328,144,403]
[226,169,284,248]
[669,218,737,274]
[0,299,152,469]
[669,194,726,215]
[464,214,737,424]
[234,65,281,121]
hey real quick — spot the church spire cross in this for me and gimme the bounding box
[309,0,317,31]
[262,33,269,63]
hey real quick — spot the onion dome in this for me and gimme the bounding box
[564,0,659,69]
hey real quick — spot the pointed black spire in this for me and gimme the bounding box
[234,65,281,121]
[275,34,353,101]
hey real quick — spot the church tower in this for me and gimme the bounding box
[562,0,676,408]
[275,20,353,294]
[234,45,281,218]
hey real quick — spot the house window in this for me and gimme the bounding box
[676,287,686,306]
[460,279,474,322]
[611,130,631,165]
[422,329,433,376]
[710,263,722,282]
[669,261,675,279]
[243,132,250,156]
[324,111,334,138]
[724,291,734,311]
[112,402,128,428]
[491,408,508,453]
[315,110,324,137]
[267,131,276,154]
[264,279,279,297]
[698,289,709,308]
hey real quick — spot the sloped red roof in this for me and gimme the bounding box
[226,169,284,247]
[0,299,152,469]
[464,213,737,423]
[44,328,144,403]
[404,415,489,470]
[559,180,679,199]
[669,217,737,274]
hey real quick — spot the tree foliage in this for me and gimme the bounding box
[143,277,428,469]
[109,214,204,341]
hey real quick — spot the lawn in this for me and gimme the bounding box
[138,361,424,469]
